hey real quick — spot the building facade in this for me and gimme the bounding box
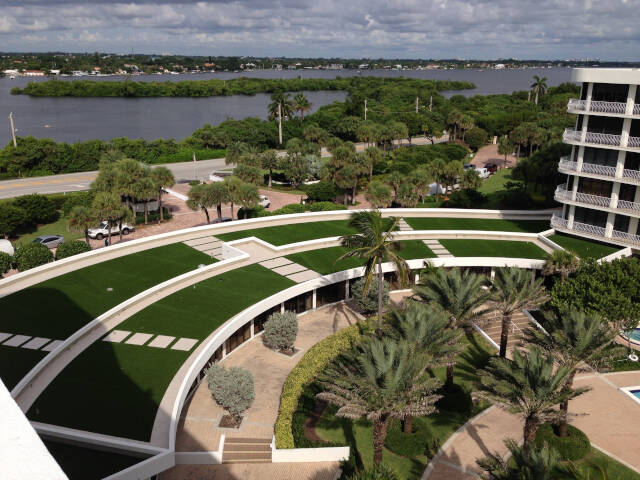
[552,68,640,248]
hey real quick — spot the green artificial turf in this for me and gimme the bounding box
[404,217,550,233]
[0,243,214,389]
[216,220,356,245]
[285,241,435,276]
[574,448,640,479]
[0,348,49,391]
[28,264,295,441]
[548,233,620,259]
[440,239,547,259]
[13,216,84,245]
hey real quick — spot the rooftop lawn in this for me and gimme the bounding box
[0,243,214,390]
[27,264,295,441]
[404,217,550,233]
[548,233,620,259]
[216,220,356,246]
[285,241,435,275]
[439,239,547,259]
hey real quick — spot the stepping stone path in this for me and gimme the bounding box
[397,218,453,258]
[182,235,225,261]
[223,437,272,464]
[0,332,60,352]
[101,330,198,352]
[258,257,321,284]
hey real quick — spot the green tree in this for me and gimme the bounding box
[67,205,95,243]
[461,169,482,190]
[268,91,295,120]
[151,166,175,223]
[137,169,158,225]
[236,182,260,219]
[542,249,580,284]
[92,191,123,246]
[225,141,249,165]
[422,112,445,145]
[491,267,547,358]
[386,171,403,198]
[477,438,561,480]
[187,182,215,224]
[396,182,419,207]
[497,136,514,168]
[339,210,409,329]
[478,346,588,451]
[260,149,279,188]
[365,180,393,209]
[531,76,548,105]
[223,175,243,219]
[410,167,433,203]
[0,203,27,238]
[293,92,312,119]
[425,158,447,202]
[318,338,442,465]
[114,158,144,214]
[361,146,383,182]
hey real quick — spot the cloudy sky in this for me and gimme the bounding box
[1,0,639,59]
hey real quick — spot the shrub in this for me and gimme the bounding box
[205,364,255,425]
[238,205,271,219]
[303,181,340,202]
[497,189,535,209]
[342,465,399,480]
[534,422,590,461]
[264,311,298,352]
[0,251,12,276]
[350,277,389,314]
[62,191,96,217]
[275,321,371,448]
[307,202,346,212]
[13,193,58,225]
[465,127,489,151]
[272,203,306,215]
[0,204,28,237]
[443,189,487,209]
[384,418,430,458]
[13,243,53,271]
[55,240,92,260]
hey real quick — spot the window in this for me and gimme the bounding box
[625,152,640,171]
[586,116,623,135]
[614,214,630,233]
[630,120,640,138]
[619,184,637,202]
[253,305,281,333]
[225,322,251,354]
[316,281,346,307]
[284,292,312,313]
[577,178,612,197]
[582,147,618,167]
[573,206,608,228]
[591,83,629,103]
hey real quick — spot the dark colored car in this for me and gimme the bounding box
[212,217,233,224]
[33,235,64,249]
[484,163,498,174]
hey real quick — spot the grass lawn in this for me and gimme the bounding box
[574,448,640,479]
[0,243,214,390]
[440,239,547,259]
[285,241,435,275]
[478,168,521,195]
[311,334,494,479]
[404,217,550,233]
[216,220,356,245]
[548,233,620,259]
[28,264,295,441]
[12,215,84,246]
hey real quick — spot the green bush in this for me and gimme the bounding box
[272,203,306,215]
[13,242,54,271]
[13,193,59,225]
[350,277,390,314]
[0,252,12,276]
[342,465,399,480]
[0,204,27,237]
[134,207,172,223]
[307,202,346,212]
[238,205,271,219]
[384,418,430,458]
[275,321,371,448]
[534,423,590,461]
[55,240,92,260]
[264,311,298,352]
[443,189,487,209]
[62,191,96,217]
[497,189,535,209]
[303,181,340,202]
[205,364,255,424]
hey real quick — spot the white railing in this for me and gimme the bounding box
[628,136,640,149]
[581,162,617,177]
[623,169,640,180]
[572,220,607,237]
[554,185,612,208]
[552,214,640,248]
[634,104,640,116]
[584,131,622,147]
[563,129,583,143]
[554,185,572,202]
[550,214,568,229]
[617,199,640,212]
[611,229,640,246]
[567,98,627,115]
[558,157,578,173]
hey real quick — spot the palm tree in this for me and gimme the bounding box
[361,146,383,182]
[187,183,215,224]
[114,158,144,215]
[137,168,158,225]
[365,180,393,208]
[151,166,175,223]
[497,136,514,168]
[208,181,228,222]
[268,91,295,120]
[412,268,490,388]
[477,346,589,451]
[318,337,442,465]
[426,158,447,202]
[225,142,248,166]
[522,311,619,437]
[477,438,561,480]
[223,176,243,219]
[386,171,403,198]
[293,93,312,119]
[67,205,95,243]
[338,210,409,329]
[461,169,481,190]
[542,249,580,283]
[259,149,279,188]
[530,76,548,105]
[490,267,547,358]
[236,182,260,219]
[92,192,123,246]
[410,167,433,203]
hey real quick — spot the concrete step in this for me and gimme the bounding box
[224,443,271,452]
[223,451,272,461]
[225,437,272,444]
[222,459,272,464]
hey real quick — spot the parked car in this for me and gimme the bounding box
[484,163,498,174]
[87,222,134,240]
[208,173,225,182]
[33,235,64,249]
[475,167,491,179]
[259,195,271,208]
[212,217,232,224]
[463,163,474,170]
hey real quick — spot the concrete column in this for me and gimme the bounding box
[585,82,593,111]
[621,118,632,148]
[250,319,255,338]
[616,151,626,178]
[626,85,637,116]
[280,302,285,313]
[415,273,420,284]
[580,83,593,143]
[576,146,585,170]
[628,188,640,236]
[571,175,579,201]
[312,289,317,309]
[580,114,590,143]
[567,205,576,228]
[345,280,350,299]
[222,342,227,358]
[605,212,615,237]
[610,182,621,209]
[490,268,496,280]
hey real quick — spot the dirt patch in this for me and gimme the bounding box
[304,399,328,443]
[219,415,242,429]
[472,144,517,169]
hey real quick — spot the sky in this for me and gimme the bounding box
[1,0,639,60]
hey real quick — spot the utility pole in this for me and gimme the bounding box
[9,112,17,148]
[415,97,419,113]
[364,99,367,121]
[278,103,283,145]
[429,95,433,112]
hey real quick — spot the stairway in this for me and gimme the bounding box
[222,437,272,464]
[479,311,531,352]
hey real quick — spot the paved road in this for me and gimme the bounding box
[0,158,229,199]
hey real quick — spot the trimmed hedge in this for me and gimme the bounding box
[534,422,590,461]
[13,242,54,271]
[55,240,92,260]
[0,251,11,276]
[274,321,371,448]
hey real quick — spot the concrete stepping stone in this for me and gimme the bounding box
[22,337,52,350]
[0,332,13,343]
[286,270,322,283]
[272,263,308,276]
[183,236,219,247]
[423,240,441,245]
[41,340,64,352]
[103,330,131,343]
[125,333,153,346]
[148,335,176,349]
[171,338,198,351]
[191,242,222,252]
[259,257,292,269]
[3,335,32,347]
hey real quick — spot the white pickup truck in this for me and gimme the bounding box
[87,221,135,240]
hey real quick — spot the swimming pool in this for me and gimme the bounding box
[621,386,640,405]
[626,329,640,343]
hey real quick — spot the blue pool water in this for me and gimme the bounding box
[624,329,640,342]
[633,390,640,400]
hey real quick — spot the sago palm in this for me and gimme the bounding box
[477,346,589,451]
[338,210,409,329]
[317,337,442,465]
[542,249,580,283]
[412,267,490,388]
[522,311,619,437]
[477,438,561,480]
[490,267,547,358]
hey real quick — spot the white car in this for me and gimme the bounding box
[87,221,134,240]
[259,195,271,208]
[475,167,491,179]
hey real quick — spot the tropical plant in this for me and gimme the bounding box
[477,438,561,480]
[186,182,214,224]
[386,171,403,197]
[12,242,53,271]
[150,166,175,223]
[477,346,588,450]
[225,141,249,165]
[351,277,390,314]
[395,182,419,207]
[497,136,514,168]
[460,169,482,190]
[542,249,580,283]
[293,92,312,119]
[136,170,158,225]
[55,240,92,260]
[223,175,243,219]
[361,147,383,182]
[490,267,547,358]
[206,364,255,426]
[338,210,409,329]
[114,158,144,214]
[410,167,433,203]
[412,267,490,388]
[260,149,279,188]
[268,91,295,120]
[236,182,260,219]
[425,158,447,202]
[365,180,393,209]
[67,205,95,243]
[317,337,442,465]
[264,311,299,353]
[531,75,548,105]
[92,191,124,245]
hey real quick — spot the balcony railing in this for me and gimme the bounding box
[611,229,640,246]
[623,168,640,180]
[567,98,628,115]
[550,214,568,230]
[552,214,640,248]
[555,185,612,208]
[563,129,623,147]
[628,136,640,149]
[634,104,640,116]
[617,199,640,212]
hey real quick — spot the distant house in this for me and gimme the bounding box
[23,70,45,76]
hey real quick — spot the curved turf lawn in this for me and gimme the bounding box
[216,220,356,245]
[548,233,620,259]
[439,239,547,259]
[404,218,550,233]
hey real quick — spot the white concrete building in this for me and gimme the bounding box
[552,68,640,249]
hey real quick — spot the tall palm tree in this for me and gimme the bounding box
[187,183,215,224]
[491,267,547,358]
[365,180,393,209]
[223,175,243,219]
[114,158,144,215]
[412,268,490,389]
[92,192,123,246]
[522,311,619,437]
[338,210,409,329]
[259,149,279,188]
[208,181,228,222]
[236,182,260,219]
[477,346,589,451]
[268,92,295,120]
[497,136,514,168]
[293,93,312,119]
[477,438,561,480]
[361,146,383,182]
[67,205,95,243]
[151,166,175,223]
[225,142,248,166]
[530,76,548,105]
[542,249,579,283]
[318,337,442,465]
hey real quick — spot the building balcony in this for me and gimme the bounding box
[563,129,640,150]
[558,156,640,186]
[567,98,628,115]
[551,214,640,248]
[554,184,612,208]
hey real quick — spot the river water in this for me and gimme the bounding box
[0,67,572,145]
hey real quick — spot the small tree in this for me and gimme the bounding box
[477,438,561,480]
[13,193,58,225]
[497,136,514,168]
[351,277,390,314]
[264,311,298,353]
[206,364,255,427]
[365,180,393,208]
[0,204,27,239]
[151,166,175,223]
[67,205,95,243]
[542,249,580,283]
[13,243,53,271]
[55,240,92,260]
